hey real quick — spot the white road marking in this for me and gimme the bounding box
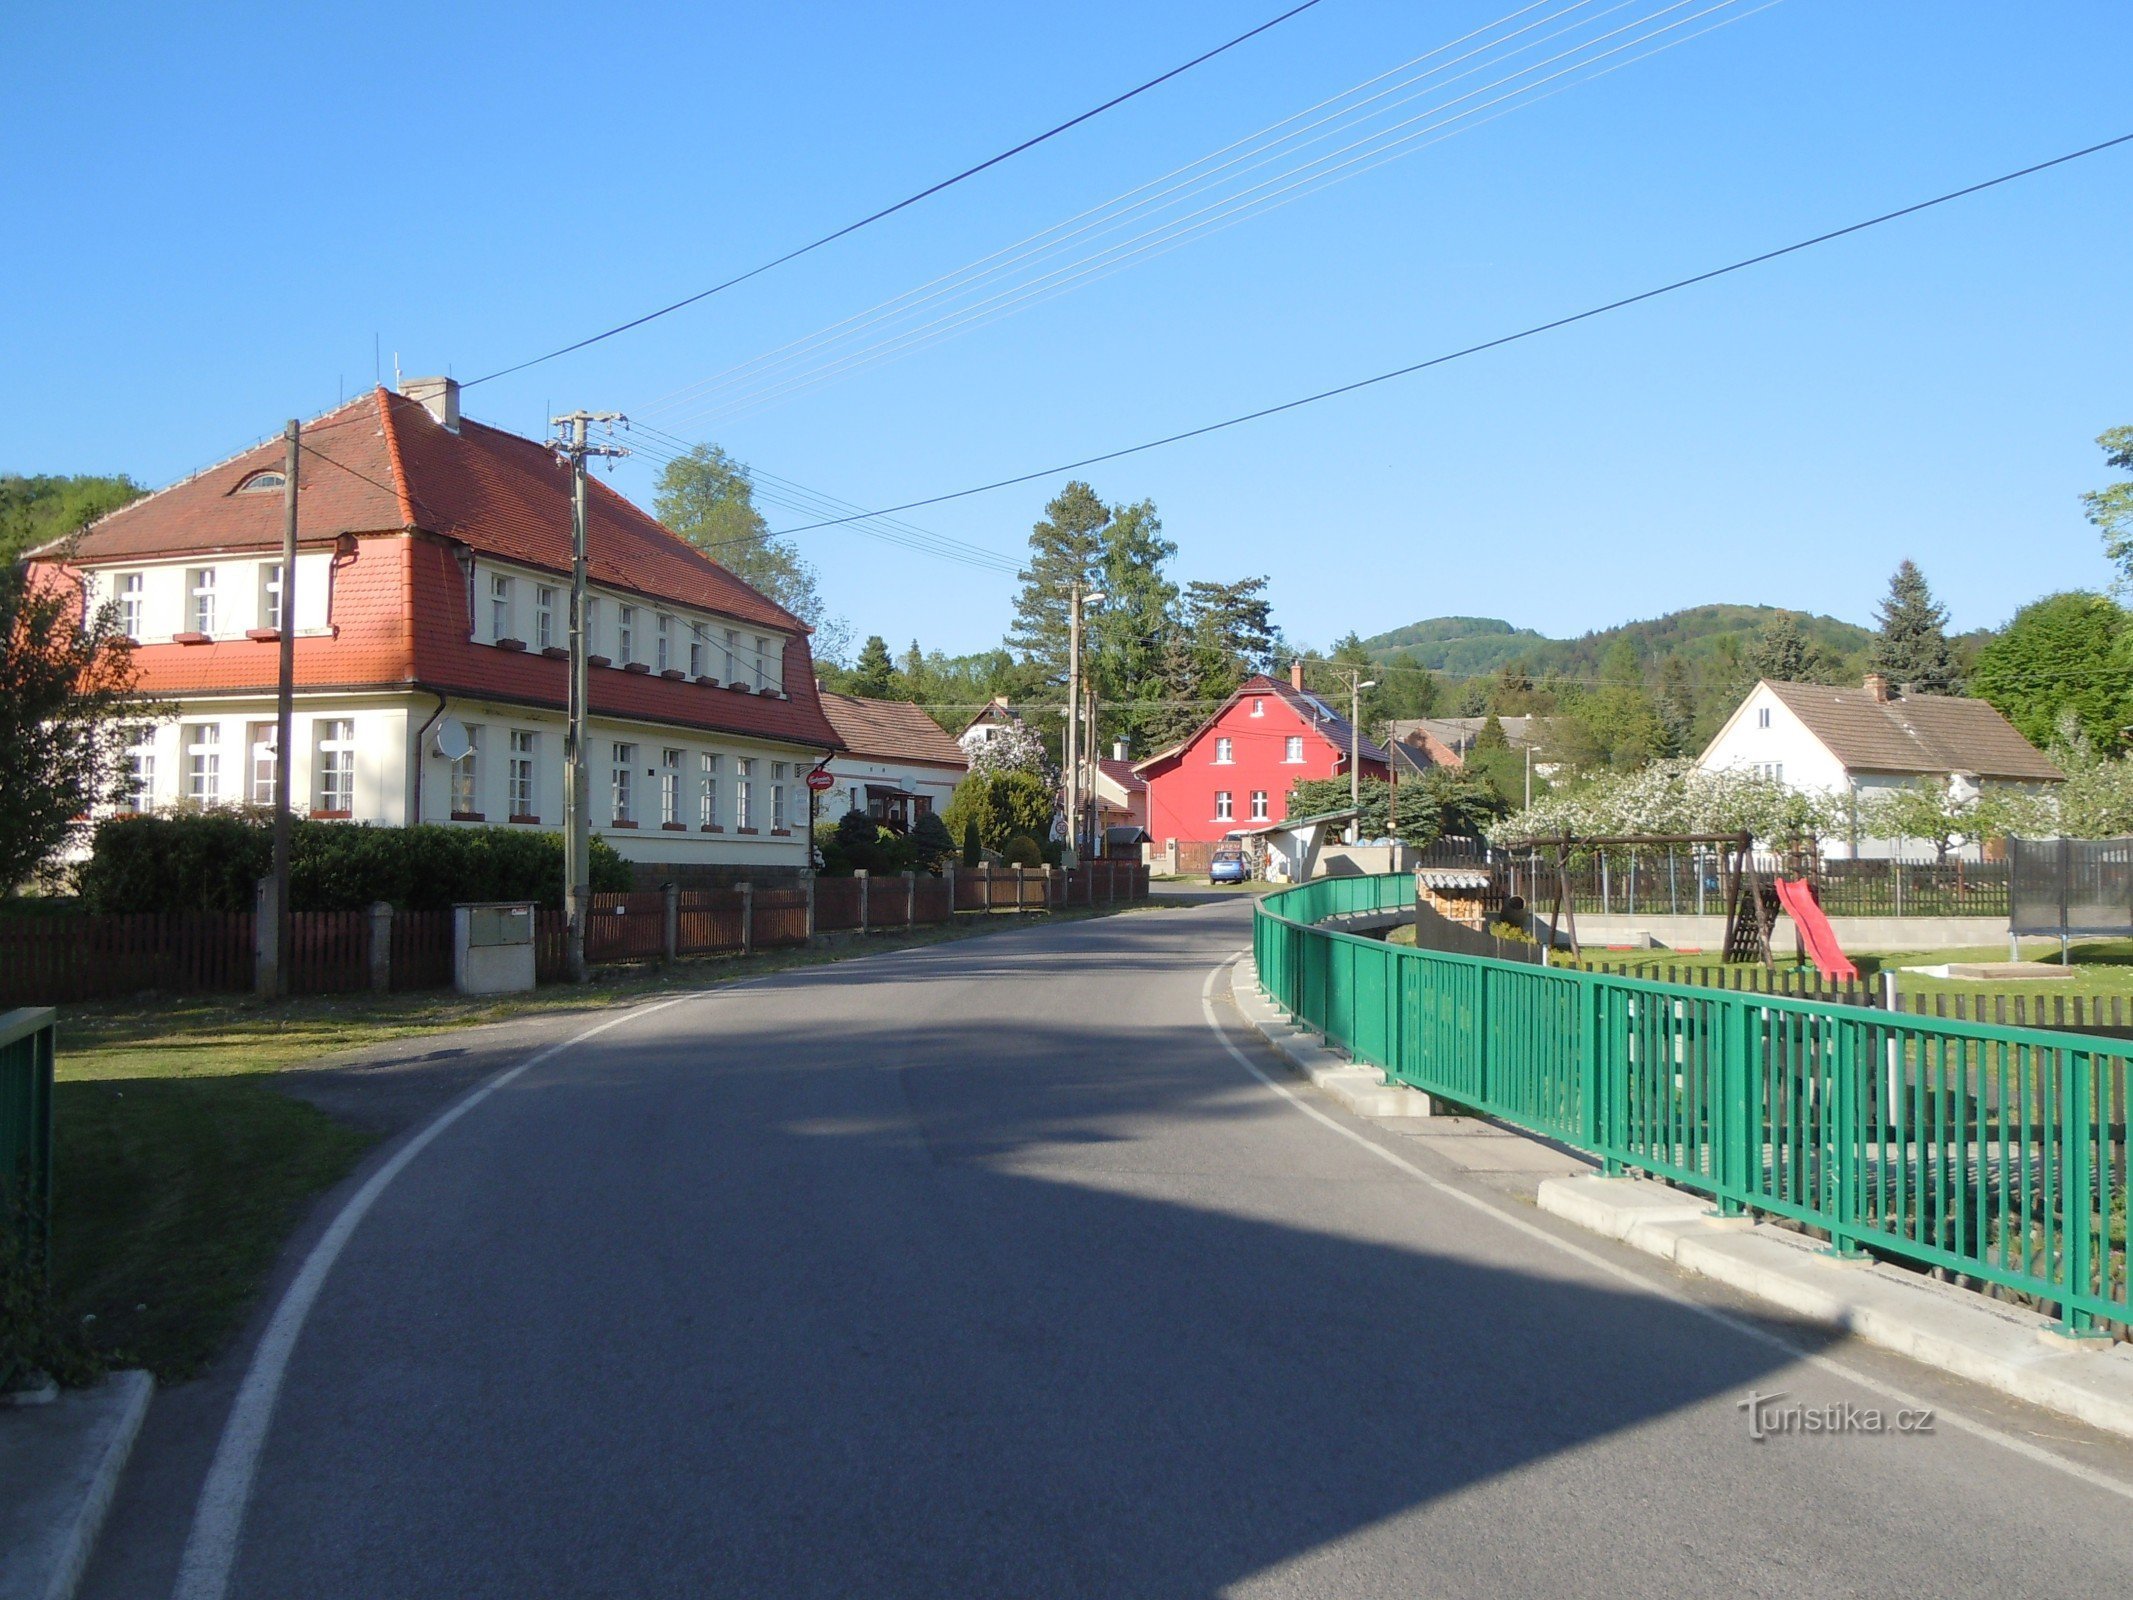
[171,992,703,1600]
[1199,953,2133,1504]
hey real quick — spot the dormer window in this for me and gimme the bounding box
[237,471,285,494]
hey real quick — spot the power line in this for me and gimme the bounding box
[636,0,1614,421]
[760,130,2133,538]
[462,0,1333,388]
[649,0,1766,432]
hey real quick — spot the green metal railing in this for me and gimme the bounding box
[1254,878,2130,1336]
[0,1008,56,1273]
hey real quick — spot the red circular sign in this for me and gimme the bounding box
[805,769,837,792]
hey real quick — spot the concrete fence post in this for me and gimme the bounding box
[945,863,957,914]
[663,881,680,962]
[254,874,280,998]
[904,870,916,926]
[981,866,993,912]
[857,869,870,934]
[739,882,753,956]
[805,874,817,940]
[369,901,393,993]
[1042,864,1054,910]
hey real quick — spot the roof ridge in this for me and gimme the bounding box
[373,388,419,527]
[24,391,380,560]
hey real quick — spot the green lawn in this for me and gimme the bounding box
[1563,939,2133,1003]
[47,906,1152,1381]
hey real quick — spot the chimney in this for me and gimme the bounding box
[1863,672,1891,704]
[401,375,460,433]
[1112,739,1129,761]
[1290,658,1306,690]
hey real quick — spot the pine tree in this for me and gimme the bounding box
[1870,560,1960,694]
[1656,652,1697,757]
[848,635,895,697]
[1750,613,1813,682]
[1006,481,1111,683]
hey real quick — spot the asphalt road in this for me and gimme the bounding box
[86,898,2133,1598]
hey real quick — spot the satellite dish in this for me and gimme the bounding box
[432,717,471,761]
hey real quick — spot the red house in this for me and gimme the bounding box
[1135,664,1389,874]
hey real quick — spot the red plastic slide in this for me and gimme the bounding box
[1774,877,1858,981]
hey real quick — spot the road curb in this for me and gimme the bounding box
[1538,1174,2133,1440]
[1231,959,1436,1118]
[0,1368,153,1600]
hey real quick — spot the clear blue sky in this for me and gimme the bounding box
[7,1,2130,661]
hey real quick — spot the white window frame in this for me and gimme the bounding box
[617,605,636,665]
[689,623,707,678]
[1214,737,1233,764]
[699,753,721,828]
[1214,790,1232,822]
[259,564,285,635]
[1250,789,1269,821]
[1757,706,1772,729]
[611,741,637,824]
[247,721,278,807]
[660,748,682,825]
[123,725,155,812]
[315,720,355,814]
[186,722,221,803]
[450,725,483,816]
[490,573,513,642]
[752,635,770,689]
[1251,697,1265,717]
[116,572,144,641]
[771,762,788,831]
[656,615,673,673]
[724,628,740,682]
[188,567,217,636]
[509,730,538,818]
[536,586,557,651]
[735,757,754,830]
[1284,735,1304,764]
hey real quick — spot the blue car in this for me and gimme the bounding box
[1209,845,1250,885]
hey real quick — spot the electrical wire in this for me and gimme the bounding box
[650,0,1760,432]
[748,130,2133,539]
[462,0,1332,389]
[635,0,1608,420]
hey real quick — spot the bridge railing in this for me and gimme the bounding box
[1254,876,2130,1338]
[0,1007,56,1278]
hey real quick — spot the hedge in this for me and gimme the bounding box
[76,812,631,913]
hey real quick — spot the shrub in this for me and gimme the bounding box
[909,810,956,871]
[1002,833,1044,867]
[961,817,981,867]
[945,771,1055,854]
[76,812,629,912]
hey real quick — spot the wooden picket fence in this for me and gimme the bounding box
[0,860,1154,1005]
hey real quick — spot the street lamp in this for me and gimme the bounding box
[1348,674,1377,844]
[1066,584,1107,864]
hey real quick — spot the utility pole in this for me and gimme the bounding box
[550,410,628,983]
[260,419,300,997]
[1063,581,1106,864]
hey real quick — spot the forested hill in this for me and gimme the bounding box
[1358,605,1877,681]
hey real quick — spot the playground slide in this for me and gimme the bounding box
[1774,877,1858,981]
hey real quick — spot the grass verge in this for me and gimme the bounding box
[52,905,1151,1380]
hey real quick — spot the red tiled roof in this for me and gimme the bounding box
[1097,757,1145,793]
[41,388,843,750]
[62,389,802,631]
[819,693,969,768]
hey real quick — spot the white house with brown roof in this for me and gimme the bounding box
[817,693,967,832]
[1697,674,2063,858]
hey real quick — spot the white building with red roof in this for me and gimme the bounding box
[35,379,842,882]
[817,692,968,831]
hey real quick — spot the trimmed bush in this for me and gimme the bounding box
[909,810,956,871]
[1002,833,1044,868]
[945,771,1055,855]
[76,812,629,912]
